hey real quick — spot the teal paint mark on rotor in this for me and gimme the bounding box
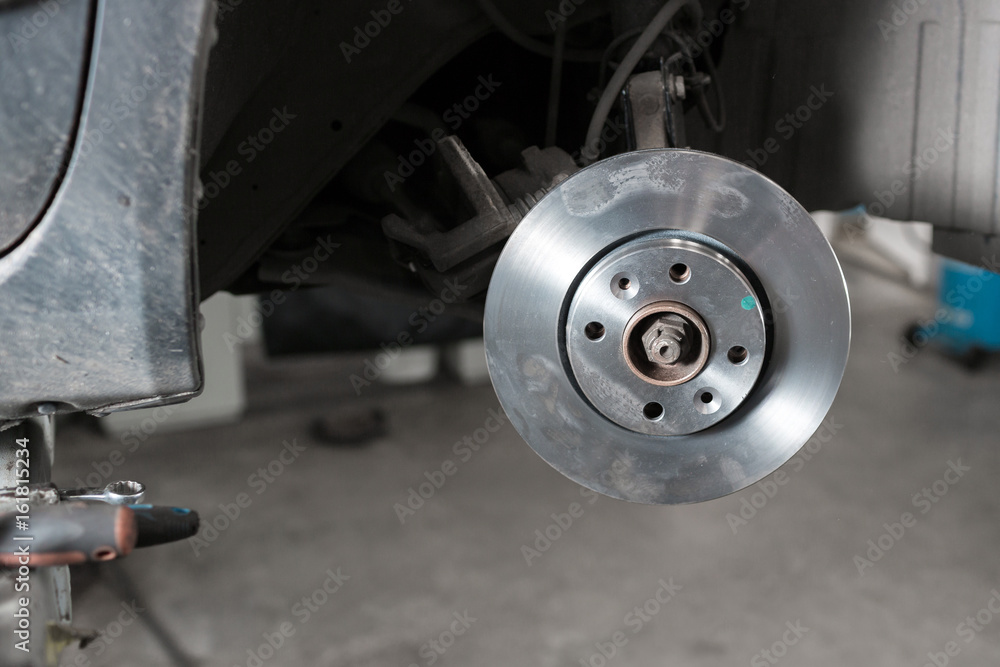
[741,296,756,311]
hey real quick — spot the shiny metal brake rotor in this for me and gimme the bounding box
[484,149,850,504]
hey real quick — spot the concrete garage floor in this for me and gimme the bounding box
[54,263,1000,667]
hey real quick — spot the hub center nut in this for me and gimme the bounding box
[623,302,711,387]
[641,314,691,365]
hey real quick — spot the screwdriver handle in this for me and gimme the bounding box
[0,503,137,567]
[131,505,200,548]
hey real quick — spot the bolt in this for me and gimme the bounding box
[641,314,691,365]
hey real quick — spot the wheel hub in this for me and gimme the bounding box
[566,236,766,436]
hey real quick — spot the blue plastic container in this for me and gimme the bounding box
[936,259,1000,353]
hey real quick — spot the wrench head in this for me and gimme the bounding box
[104,481,146,505]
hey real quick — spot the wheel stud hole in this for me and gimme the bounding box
[669,263,690,284]
[693,387,721,414]
[585,322,606,341]
[643,402,664,421]
[727,346,748,365]
[611,273,639,300]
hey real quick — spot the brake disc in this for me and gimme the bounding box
[484,149,850,504]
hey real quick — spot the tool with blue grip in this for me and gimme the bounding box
[1,480,199,566]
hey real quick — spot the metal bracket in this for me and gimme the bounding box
[382,136,578,300]
[623,63,688,151]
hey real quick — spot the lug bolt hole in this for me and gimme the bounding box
[611,273,639,300]
[727,346,748,365]
[643,402,664,421]
[669,263,690,284]
[693,388,721,415]
[585,322,606,341]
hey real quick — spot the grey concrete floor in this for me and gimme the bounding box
[54,263,1000,667]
